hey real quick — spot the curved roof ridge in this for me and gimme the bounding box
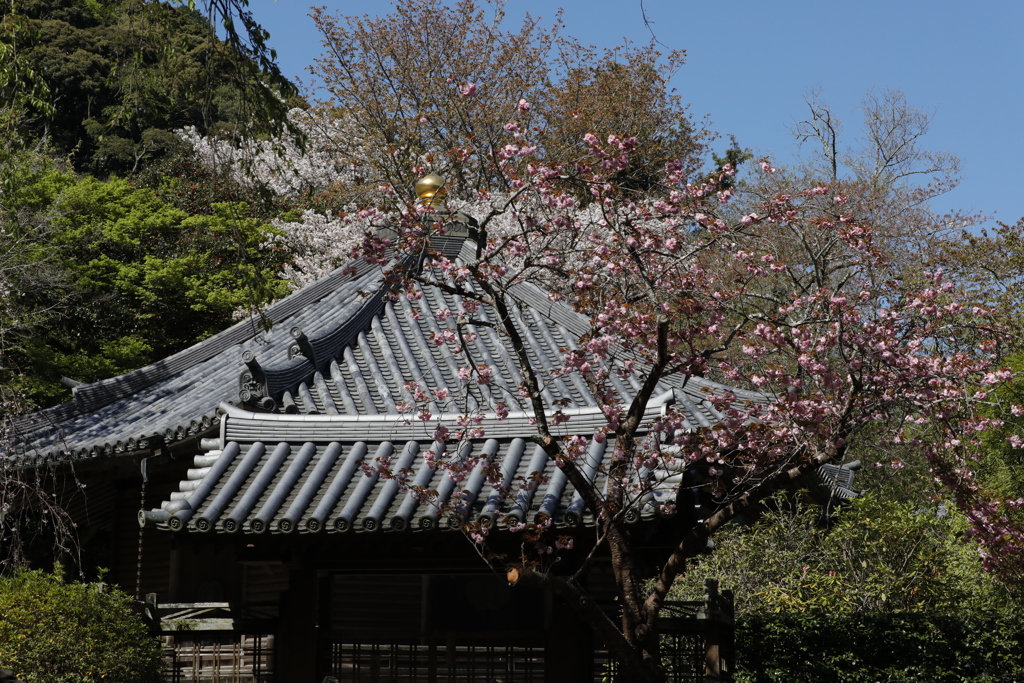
[250,236,468,381]
[10,227,769,466]
[10,248,396,461]
[247,236,616,417]
[67,254,387,414]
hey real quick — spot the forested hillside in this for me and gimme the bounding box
[1,0,302,407]
[9,0,300,174]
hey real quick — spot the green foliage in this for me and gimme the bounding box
[0,568,163,683]
[736,611,1024,683]
[5,0,298,176]
[132,142,291,220]
[670,497,1022,682]
[973,353,1024,500]
[6,171,291,406]
[710,135,753,191]
[0,0,57,141]
[1,152,78,219]
[0,151,70,415]
[672,496,1004,615]
[940,221,1024,356]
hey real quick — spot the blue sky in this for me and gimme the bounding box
[248,0,1023,225]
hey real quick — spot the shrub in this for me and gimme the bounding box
[669,497,1024,681]
[671,496,1007,615]
[0,569,162,683]
[737,611,1024,683]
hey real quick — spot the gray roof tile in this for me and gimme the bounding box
[141,392,746,535]
[13,232,779,530]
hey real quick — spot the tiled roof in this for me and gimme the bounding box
[140,399,706,534]
[1,204,869,544]
[815,462,861,500]
[142,400,860,536]
[8,238,408,463]
[10,232,763,466]
[14,225,804,534]
[145,397,867,537]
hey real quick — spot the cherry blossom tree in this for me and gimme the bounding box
[344,108,1024,680]
[170,20,1022,674]
[176,108,367,199]
[178,83,1024,677]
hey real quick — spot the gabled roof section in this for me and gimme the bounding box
[8,238,455,463]
[241,238,764,420]
[11,231,763,466]
[141,390,857,537]
[257,258,610,417]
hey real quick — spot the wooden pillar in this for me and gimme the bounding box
[277,566,319,683]
[705,622,722,683]
[704,579,733,683]
[545,594,590,683]
[315,573,332,683]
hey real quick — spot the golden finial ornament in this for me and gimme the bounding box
[414,173,446,207]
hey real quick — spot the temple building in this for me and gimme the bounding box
[9,195,856,682]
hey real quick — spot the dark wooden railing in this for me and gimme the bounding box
[325,631,543,683]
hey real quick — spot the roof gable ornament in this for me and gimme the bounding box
[414,174,475,239]
[238,351,274,412]
[414,173,446,207]
[287,327,315,364]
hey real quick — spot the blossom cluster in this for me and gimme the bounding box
[181,93,1024,582]
[177,108,370,198]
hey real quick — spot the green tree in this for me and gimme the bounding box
[538,42,704,193]
[0,6,82,574]
[736,611,1024,683]
[0,568,163,683]
[308,0,706,204]
[6,172,291,406]
[938,220,1024,356]
[132,138,292,220]
[670,497,1024,682]
[965,352,1024,512]
[671,496,1006,615]
[6,0,299,176]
